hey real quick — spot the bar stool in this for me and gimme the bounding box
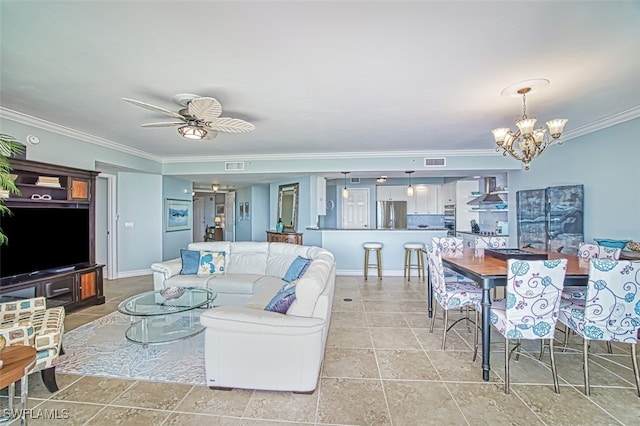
[403,242,425,281]
[363,242,383,280]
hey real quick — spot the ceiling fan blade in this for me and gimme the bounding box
[207,118,255,133]
[122,97,184,120]
[141,122,184,128]
[188,97,222,121]
[203,130,218,140]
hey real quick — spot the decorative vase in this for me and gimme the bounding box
[276,219,284,233]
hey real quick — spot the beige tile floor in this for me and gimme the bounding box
[3,274,640,425]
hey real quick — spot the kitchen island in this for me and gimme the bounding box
[305,228,448,276]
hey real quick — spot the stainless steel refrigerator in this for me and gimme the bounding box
[516,185,584,254]
[376,201,407,229]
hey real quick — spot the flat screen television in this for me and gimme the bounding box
[0,207,91,283]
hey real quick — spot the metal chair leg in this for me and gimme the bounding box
[539,339,546,361]
[606,341,613,354]
[430,303,437,333]
[472,309,480,362]
[505,337,510,394]
[441,309,448,350]
[549,337,560,394]
[583,338,590,396]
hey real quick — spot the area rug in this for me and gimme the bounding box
[56,311,207,385]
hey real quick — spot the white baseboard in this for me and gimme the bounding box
[336,269,406,277]
[116,268,152,279]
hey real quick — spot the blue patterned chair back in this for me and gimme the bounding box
[475,236,508,249]
[577,242,621,260]
[503,259,568,339]
[431,237,463,255]
[580,260,640,342]
[426,246,448,299]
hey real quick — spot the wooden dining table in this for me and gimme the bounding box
[430,248,590,382]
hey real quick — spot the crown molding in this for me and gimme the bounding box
[161,149,501,163]
[0,107,162,162]
[3,105,638,164]
[561,106,640,141]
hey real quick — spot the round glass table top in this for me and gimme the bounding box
[117,287,216,317]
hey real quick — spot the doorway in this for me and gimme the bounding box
[193,197,205,242]
[342,188,370,229]
[96,173,117,279]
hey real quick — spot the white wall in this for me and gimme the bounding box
[508,117,640,245]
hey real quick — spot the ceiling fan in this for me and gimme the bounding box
[122,94,255,140]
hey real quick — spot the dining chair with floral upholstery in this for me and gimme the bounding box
[0,297,65,392]
[558,259,640,397]
[426,246,482,350]
[562,242,622,301]
[474,258,568,394]
[474,236,508,249]
[431,237,473,283]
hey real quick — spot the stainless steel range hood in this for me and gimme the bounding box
[467,177,503,205]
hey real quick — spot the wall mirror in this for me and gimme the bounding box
[278,183,299,230]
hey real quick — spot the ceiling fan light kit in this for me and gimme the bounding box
[123,95,255,141]
[492,79,567,170]
[178,125,207,140]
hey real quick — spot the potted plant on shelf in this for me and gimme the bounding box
[0,133,24,245]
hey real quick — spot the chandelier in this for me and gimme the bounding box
[491,79,567,170]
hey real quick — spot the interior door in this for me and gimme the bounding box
[192,197,205,242]
[342,188,370,229]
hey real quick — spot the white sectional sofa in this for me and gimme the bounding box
[150,241,336,392]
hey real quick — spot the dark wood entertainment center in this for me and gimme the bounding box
[0,158,104,309]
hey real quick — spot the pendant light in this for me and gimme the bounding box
[406,171,414,197]
[341,172,350,199]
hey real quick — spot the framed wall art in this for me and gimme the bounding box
[165,198,191,231]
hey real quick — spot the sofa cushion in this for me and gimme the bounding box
[283,256,311,283]
[265,283,297,313]
[180,249,200,275]
[245,277,288,310]
[227,242,270,275]
[207,274,264,294]
[198,251,226,275]
[266,243,312,278]
[165,274,213,288]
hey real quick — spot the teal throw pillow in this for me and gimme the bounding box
[180,249,200,275]
[283,256,311,283]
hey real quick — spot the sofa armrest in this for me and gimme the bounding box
[150,258,182,280]
[200,306,325,335]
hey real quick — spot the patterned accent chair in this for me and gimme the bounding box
[477,258,568,394]
[474,236,508,249]
[431,237,473,283]
[562,242,622,301]
[558,259,640,397]
[426,246,482,350]
[0,297,65,392]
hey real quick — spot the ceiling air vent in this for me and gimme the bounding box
[424,157,446,167]
[225,162,245,171]
[350,177,360,183]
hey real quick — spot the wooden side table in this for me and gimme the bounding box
[1,346,37,425]
[266,231,303,244]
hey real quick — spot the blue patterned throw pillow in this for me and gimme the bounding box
[265,282,297,313]
[197,251,226,275]
[180,249,200,275]
[283,256,311,283]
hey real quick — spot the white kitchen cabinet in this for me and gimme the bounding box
[439,182,456,212]
[316,176,326,216]
[376,185,407,201]
[408,185,440,214]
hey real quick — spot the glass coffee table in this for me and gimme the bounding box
[117,287,216,347]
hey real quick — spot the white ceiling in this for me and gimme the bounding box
[1,1,638,188]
